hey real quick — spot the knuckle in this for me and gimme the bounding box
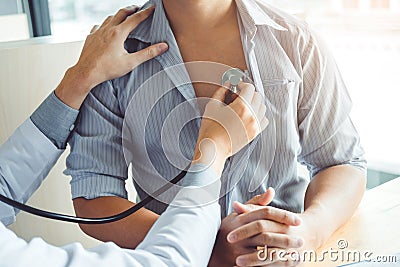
[236,229,247,240]
[255,220,265,232]
[283,211,290,223]
[236,103,247,116]
[110,27,121,37]
[136,10,147,18]
[263,207,273,218]
[248,115,256,125]
[261,232,271,244]
[283,236,291,247]
[147,47,156,57]
[118,7,129,15]
[237,215,245,225]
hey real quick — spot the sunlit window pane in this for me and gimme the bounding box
[48,0,146,38]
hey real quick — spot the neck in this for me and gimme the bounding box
[162,0,237,34]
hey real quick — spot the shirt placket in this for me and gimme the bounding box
[224,19,265,215]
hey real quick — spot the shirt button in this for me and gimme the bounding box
[69,124,75,131]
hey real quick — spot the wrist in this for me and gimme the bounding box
[54,66,94,110]
[192,139,229,176]
[299,210,324,249]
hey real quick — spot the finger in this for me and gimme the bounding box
[244,232,304,249]
[246,187,275,206]
[127,43,168,69]
[100,15,113,27]
[240,206,301,227]
[233,201,252,214]
[111,6,139,25]
[120,5,156,36]
[90,25,99,34]
[237,82,255,103]
[227,220,288,243]
[211,85,230,105]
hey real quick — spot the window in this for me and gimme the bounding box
[48,0,146,39]
[267,0,400,186]
[371,0,390,8]
[0,0,29,42]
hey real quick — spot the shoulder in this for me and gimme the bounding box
[254,0,313,43]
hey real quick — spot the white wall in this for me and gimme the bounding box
[0,38,103,247]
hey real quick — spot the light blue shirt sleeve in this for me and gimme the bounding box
[0,120,63,225]
[31,92,79,149]
[0,92,78,225]
[0,165,221,267]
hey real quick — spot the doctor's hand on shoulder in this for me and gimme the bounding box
[54,5,168,110]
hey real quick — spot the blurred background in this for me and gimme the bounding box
[0,0,399,247]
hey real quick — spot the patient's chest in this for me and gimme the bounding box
[175,32,248,99]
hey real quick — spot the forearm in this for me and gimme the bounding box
[73,196,159,249]
[73,142,228,249]
[1,90,78,225]
[137,164,222,267]
[302,164,366,248]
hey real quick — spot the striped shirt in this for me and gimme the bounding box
[65,0,366,217]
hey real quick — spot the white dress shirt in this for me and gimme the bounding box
[0,93,221,267]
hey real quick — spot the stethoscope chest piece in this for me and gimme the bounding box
[221,68,246,94]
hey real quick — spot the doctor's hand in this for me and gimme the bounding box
[193,82,268,176]
[55,5,168,109]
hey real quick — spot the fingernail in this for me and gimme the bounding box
[296,237,304,247]
[145,4,156,10]
[294,216,302,225]
[227,233,237,242]
[158,43,168,52]
[236,256,245,266]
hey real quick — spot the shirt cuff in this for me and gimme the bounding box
[181,164,220,187]
[171,164,221,208]
[70,174,128,200]
[30,92,79,149]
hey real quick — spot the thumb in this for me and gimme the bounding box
[245,187,275,206]
[128,43,168,69]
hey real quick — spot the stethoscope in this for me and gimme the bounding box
[0,68,248,224]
